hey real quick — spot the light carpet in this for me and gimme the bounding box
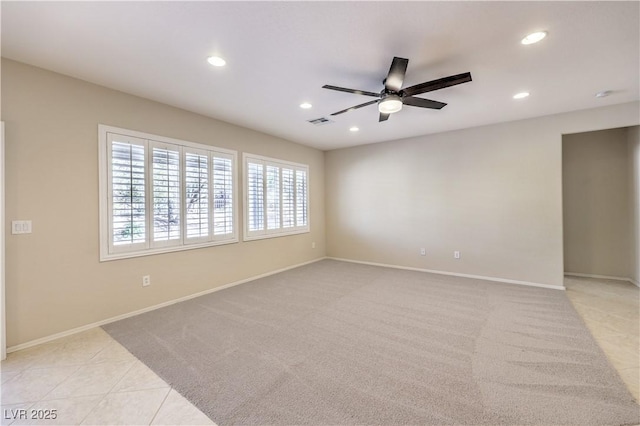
[103,259,640,425]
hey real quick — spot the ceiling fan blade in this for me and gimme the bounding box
[384,57,409,92]
[402,97,447,109]
[330,99,379,116]
[379,112,390,122]
[402,72,472,97]
[322,85,381,98]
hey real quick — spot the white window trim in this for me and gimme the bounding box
[243,153,310,241]
[99,124,238,262]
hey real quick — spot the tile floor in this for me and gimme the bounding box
[564,275,640,402]
[0,328,214,425]
[1,276,638,425]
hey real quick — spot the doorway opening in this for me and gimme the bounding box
[561,125,639,401]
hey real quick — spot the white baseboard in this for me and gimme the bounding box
[328,257,565,291]
[7,257,327,354]
[564,272,637,286]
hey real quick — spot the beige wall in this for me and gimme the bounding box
[1,59,326,347]
[325,102,640,287]
[629,126,640,285]
[562,128,630,278]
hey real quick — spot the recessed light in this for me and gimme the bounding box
[595,90,612,98]
[349,126,359,132]
[521,31,547,45]
[513,92,530,99]
[300,102,312,109]
[207,56,226,67]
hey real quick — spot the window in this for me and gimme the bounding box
[99,125,237,261]
[243,153,309,240]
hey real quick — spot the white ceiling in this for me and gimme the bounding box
[2,1,639,150]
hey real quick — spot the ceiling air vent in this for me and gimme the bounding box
[308,117,333,126]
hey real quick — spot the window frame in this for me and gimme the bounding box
[99,125,238,262]
[243,153,310,241]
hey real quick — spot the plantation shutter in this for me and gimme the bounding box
[100,125,239,261]
[212,154,234,237]
[282,168,295,228]
[108,134,147,253]
[266,165,281,230]
[151,142,181,247]
[247,161,265,232]
[296,169,308,227]
[244,154,309,240]
[184,150,209,242]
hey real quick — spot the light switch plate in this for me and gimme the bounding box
[12,220,32,234]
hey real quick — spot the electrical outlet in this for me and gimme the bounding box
[454,251,461,259]
[142,275,151,287]
[420,248,426,256]
[312,242,316,249]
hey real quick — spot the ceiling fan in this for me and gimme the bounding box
[322,57,472,122]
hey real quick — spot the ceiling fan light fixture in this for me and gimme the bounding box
[378,95,403,114]
[521,31,547,45]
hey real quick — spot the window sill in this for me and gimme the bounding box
[243,228,309,242]
[100,238,238,262]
